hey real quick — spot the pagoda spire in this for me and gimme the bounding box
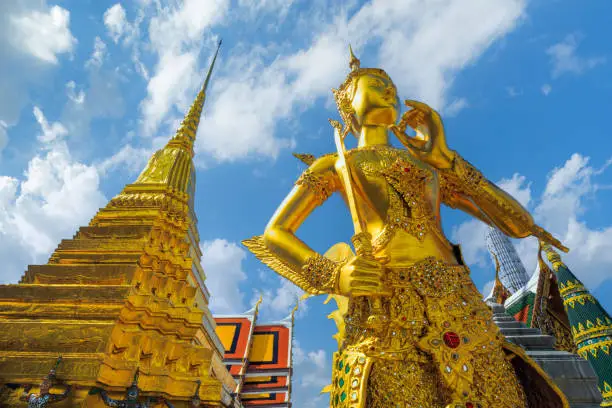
[130,40,221,198]
[166,39,222,155]
[541,242,612,407]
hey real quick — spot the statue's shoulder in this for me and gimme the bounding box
[292,152,338,167]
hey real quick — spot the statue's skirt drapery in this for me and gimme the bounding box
[326,258,569,408]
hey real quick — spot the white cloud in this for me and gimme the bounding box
[140,0,229,136]
[65,81,85,105]
[237,0,295,18]
[0,2,71,127]
[481,279,495,299]
[254,277,307,320]
[61,63,126,141]
[33,106,68,143]
[85,37,107,69]
[135,0,526,163]
[506,87,522,97]
[370,0,526,109]
[0,121,8,155]
[0,108,106,283]
[444,97,469,117]
[547,34,605,78]
[453,153,612,291]
[292,342,330,391]
[541,84,552,96]
[96,144,153,177]
[307,349,326,369]
[200,239,248,314]
[9,5,76,64]
[104,3,129,43]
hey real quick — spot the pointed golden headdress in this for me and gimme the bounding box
[332,45,394,133]
[125,40,221,200]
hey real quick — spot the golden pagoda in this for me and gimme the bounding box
[0,42,238,407]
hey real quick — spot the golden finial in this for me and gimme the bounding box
[290,300,300,322]
[540,240,564,272]
[348,44,360,71]
[172,39,222,150]
[489,252,510,304]
[493,253,501,277]
[254,293,263,314]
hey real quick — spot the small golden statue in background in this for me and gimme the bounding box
[244,47,570,407]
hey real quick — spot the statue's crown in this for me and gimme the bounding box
[332,45,393,129]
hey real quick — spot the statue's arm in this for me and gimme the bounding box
[244,154,343,294]
[439,152,567,251]
[162,399,175,408]
[19,386,32,402]
[48,385,71,403]
[98,390,121,407]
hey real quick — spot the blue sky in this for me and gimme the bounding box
[0,0,611,406]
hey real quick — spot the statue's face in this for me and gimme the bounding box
[350,73,399,126]
[127,386,138,401]
[39,380,51,395]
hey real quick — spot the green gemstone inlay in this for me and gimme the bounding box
[341,391,347,402]
[339,360,343,370]
[339,378,345,388]
[345,363,350,374]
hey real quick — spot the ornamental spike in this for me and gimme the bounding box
[348,44,360,72]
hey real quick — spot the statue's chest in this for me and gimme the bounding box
[348,147,435,205]
[347,147,438,246]
[349,146,432,182]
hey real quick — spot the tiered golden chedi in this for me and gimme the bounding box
[0,43,236,406]
[244,47,572,407]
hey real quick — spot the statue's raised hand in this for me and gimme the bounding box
[389,99,455,170]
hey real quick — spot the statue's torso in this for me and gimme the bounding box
[339,145,456,266]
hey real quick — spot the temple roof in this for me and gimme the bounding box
[214,299,297,407]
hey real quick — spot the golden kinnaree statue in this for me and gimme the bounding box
[243,47,570,408]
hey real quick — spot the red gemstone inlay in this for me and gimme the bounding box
[466,403,474,408]
[404,167,410,172]
[402,316,407,321]
[443,331,461,349]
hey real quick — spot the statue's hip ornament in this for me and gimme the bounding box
[328,258,569,408]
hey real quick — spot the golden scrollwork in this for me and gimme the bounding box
[302,254,341,293]
[295,167,338,206]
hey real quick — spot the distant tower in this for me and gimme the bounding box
[485,226,530,293]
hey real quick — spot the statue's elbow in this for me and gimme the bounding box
[263,225,279,247]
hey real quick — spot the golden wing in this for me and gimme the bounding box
[242,235,324,295]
